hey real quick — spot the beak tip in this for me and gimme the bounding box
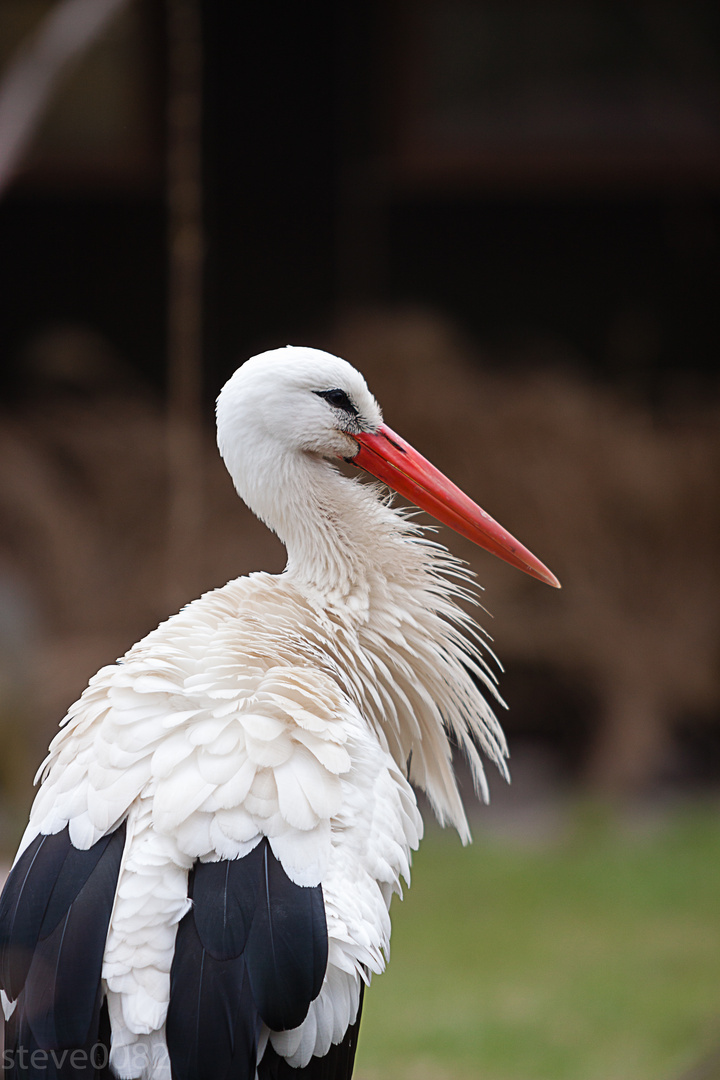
[539,569,562,589]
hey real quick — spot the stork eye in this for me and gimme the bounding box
[314,388,357,415]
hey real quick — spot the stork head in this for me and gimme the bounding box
[217,345,560,588]
[217,346,382,466]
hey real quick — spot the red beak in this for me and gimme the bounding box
[350,424,560,588]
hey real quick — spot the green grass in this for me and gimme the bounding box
[355,803,720,1080]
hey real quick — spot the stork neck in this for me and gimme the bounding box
[243,451,391,607]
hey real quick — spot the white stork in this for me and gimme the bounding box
[0,346,559,1080]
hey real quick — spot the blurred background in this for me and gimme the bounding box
[0,2,719,1077]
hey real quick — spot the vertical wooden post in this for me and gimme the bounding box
[165,0,204,609]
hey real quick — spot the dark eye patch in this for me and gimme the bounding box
[313,388,358,415]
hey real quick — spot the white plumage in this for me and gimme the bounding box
[0,346,558,1080]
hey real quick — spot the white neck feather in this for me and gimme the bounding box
[231,443,508,841]
[235,448,394,604]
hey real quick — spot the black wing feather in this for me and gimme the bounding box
[0,827,125,1005]
[22,823,125,1050]
[4,1003,107,1079]
[0,831,72,998]
[167,838,330,1079]
[245,842,328,1031]
[167,902,258,1080]
[191,843,265,960]
[4,992,111,1080]
[0,823,126,1077]
[38,830,123,938]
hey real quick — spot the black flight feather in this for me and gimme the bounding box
[167,903,259,1080]
[20,823,125,1050]
[0,825,125,1006]
[0,830,72,998]
[191,843,265,960]
[245,842,327,1031]
[4,994,110,1080]
[38,829,122,938]
[167,838,329,1078]
[0,823,126,1076]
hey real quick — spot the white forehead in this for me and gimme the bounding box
[220,345,374,404]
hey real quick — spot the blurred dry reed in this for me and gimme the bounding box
[0,309,718,828]
[332,309,720,796]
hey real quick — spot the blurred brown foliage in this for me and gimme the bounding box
[332,309,720,795]
[0,310,719,830]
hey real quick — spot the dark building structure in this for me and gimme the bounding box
[1,0,719,402]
